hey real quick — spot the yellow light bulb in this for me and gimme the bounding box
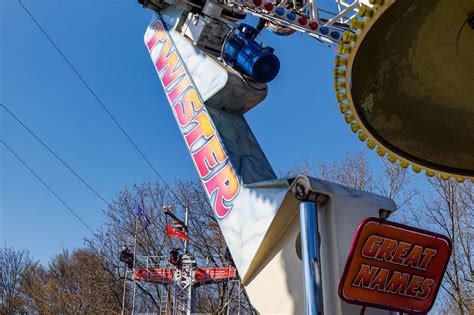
[426,170,435,177]
[344,113,354,123]
[376,147,385,156]
[358,132,368,141]
[399,161,409,169]
[334,69,346,79]
[366,139,376,149]
[358,5,374,17]
[338,43,352,55]
[339,104,350,113]
[350,123,360,133]
[335,56,347,67]
[343,31,356,43]
[350,18,365,29]
[334,81,345,91]
[412,165,421,173]
[440,174,450,180]
[337,92,348,103]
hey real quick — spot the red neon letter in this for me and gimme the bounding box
[385,271,410,294]
[418,248,437,270]
[405,275,424,297]
[416,278,434,299]
[375,238,398,262]
[361,235,383,258]
[391,241,411,264]
[403,245,423,268]
[369,268,389,291]
[352,264,379,288]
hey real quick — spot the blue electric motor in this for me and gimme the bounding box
[223,24,280,84]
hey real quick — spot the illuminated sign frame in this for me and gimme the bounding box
[338,217,452,314]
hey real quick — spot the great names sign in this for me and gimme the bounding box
[339,218,451,314]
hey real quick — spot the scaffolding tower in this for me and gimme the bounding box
[121,206,238,314]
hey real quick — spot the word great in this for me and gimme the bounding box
[144,19,240,218]
[362,235,437,270]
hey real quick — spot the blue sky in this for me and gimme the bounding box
[1,0,388,263]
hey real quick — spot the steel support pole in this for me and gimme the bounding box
[131,220,138,314]
[186,270,193,315]
[121,268,128,315]
[299,201,324,315]
[184,207,189,255]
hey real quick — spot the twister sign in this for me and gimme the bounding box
[339,218,451,314]
[144,17,240,218]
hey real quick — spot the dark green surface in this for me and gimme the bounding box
[351,0,474,176]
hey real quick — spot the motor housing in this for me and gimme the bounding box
[223,24,280,83]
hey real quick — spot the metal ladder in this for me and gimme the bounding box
[145,256,171,315]
[159,284,169,315]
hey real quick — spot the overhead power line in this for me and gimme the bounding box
[1,103,113,209]
[0,139,97,236]
[17,0,186,207]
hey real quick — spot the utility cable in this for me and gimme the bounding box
[0,139,97,236]
[17,0,186,208]
[1,103,113,210]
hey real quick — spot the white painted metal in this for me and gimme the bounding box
[245,178,396,314]
[323,1,359,27]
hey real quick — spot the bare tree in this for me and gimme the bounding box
[9,151,470,314]
[318,152,375,192]
[292,152,472,314]
[286,152,474,314]
[285,152,418,213]
[0,246,35,314]
[85,180,254,314]
[172,181,254,314]
[410,178,473,314]
[20,248,123,313]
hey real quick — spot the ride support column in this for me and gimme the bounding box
[299,201,324,315]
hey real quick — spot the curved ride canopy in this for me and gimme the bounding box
[335,0,474,182]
